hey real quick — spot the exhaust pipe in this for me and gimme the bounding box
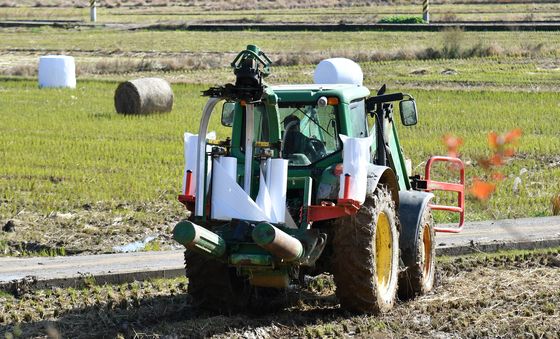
[252,222,304,261]
[173,220,226,258]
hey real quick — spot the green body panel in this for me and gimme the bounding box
[390,122,411,190]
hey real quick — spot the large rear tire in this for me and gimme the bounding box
[185,250,251,313]
[331,186,400,313]
[398,207,436,299]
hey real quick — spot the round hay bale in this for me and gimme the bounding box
[114,77,174,114]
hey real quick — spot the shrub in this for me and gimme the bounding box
[379,16,426,24]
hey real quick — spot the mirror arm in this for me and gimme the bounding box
[401,93,414,101]
[365,92,404,111]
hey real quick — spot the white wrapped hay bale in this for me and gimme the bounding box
[313,58,363,86]
[38,55,76,88]
[114,77,174,115]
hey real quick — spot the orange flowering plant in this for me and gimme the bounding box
[443,129,522,201]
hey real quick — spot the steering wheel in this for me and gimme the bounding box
[305,138,327,162]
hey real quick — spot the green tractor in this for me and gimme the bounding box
[173,45,465,313]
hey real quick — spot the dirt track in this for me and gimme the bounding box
[1,249,559,338]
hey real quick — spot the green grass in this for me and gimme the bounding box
[0,80,226,216]
[0,79,558,222]
[399,89,560,221]
[0,239,7,254]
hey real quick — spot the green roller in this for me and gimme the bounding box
[252,222,304,261]
[173,220,226,257]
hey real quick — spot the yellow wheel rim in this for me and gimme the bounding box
[422,223,433,279]
[375,212,392,292]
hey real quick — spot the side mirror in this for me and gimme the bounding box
[221,102,235,127]
[399,99,418,126]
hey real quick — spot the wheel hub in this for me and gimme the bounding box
[375,212,392,292]
[422,223,433,280]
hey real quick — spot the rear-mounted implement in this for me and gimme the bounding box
[413,156,465,233]
[307,174,361,223]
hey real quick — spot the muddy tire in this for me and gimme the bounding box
[185,250,251,313]
[398,207,436,299]
[331,186,400,313]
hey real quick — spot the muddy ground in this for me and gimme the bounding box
[0,202,184,257]
[1,249,559,338]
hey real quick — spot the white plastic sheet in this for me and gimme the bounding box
[256,168,275,221]
[208,156,289,223]
[313,58,363,86]
[181,131,216,195]
[38,55,76,88]
[211,158,268,221]
[338,134,374,203]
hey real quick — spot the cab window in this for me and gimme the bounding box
[279,103,339,166]
[348,99,368,138]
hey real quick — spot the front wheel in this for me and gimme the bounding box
[398,206,436,299]
[331,186,400,313]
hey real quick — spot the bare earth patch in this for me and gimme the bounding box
[1,249,559,338]
[1,201,183,257]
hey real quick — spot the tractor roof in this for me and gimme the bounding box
[270,84,370,104]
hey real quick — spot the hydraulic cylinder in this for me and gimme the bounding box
[252,222,304,261]
[173,220,226,257]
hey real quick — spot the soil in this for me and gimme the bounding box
[1,249,559,338]
[0,201,184,257]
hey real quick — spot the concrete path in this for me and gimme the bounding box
[1,216,559,289]
[436,216,560,255]
[0,250,184,289]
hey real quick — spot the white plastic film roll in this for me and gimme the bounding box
[338,134,374,203]
[211,156,238,219]
[219,156,237,180]
[182,133,199,195]
[266,158,289,223]
[38,55,76,88]
[313,58,363,86]
[211,157,223,220]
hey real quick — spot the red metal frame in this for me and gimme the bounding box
[424,156,465,233]
[307,174,361,223]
